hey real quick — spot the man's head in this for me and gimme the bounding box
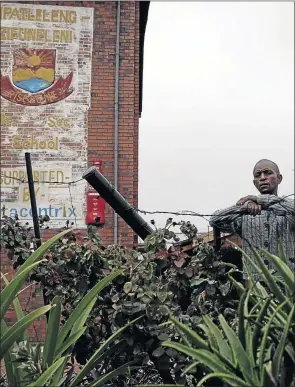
[253,159,282,195]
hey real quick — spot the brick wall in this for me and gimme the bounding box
[1,1,142,245]
[86,0,141,247]
[1,1,146,342]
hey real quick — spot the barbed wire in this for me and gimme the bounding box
[131,193,294,218]
[1,170,293,232]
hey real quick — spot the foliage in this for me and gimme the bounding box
[0,212,51,270]
[1,228,139,386]
[2,213,294,385]
[1,216,243,385]
[160,245,295,387]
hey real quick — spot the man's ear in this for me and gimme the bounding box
[253,179,258,188]
[278,174,283,184]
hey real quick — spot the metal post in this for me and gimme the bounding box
[25,153,49,317]
[25,153,41,248]
[213,226,221,253]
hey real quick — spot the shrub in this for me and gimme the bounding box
[1,216,243,385]
[160,245,295,386]
[1,228,139,386]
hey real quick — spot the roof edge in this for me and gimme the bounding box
[139,1,150,115]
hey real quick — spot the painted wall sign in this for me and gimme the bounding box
[0,167,71,186]
[2,201,83,220]
[1,48,74,105]
[0,3,94,228]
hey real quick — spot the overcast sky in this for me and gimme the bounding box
[138,1,294,233]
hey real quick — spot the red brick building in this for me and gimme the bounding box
[0,1,150,339]
[1,0,149,246]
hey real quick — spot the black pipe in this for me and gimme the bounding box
[25,153,50,318]
[25,153,41,248]
[82,166,153,240]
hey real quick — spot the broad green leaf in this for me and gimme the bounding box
[162,342,230,374]
[277,238,288,265]
[245,323,254,367]
[1,304,52,360]
[260,249,294,293]
[59,298,96,361]
[275,278,292,298]
[50,357,68,386]
[57,270,123,348]
[238,291,247,349]
[177,328,192,347]
[0,261,45,321]
[181,361,199,376]
[81,340,124,374]
[268,302,288,324]
[262,361,277,387]
[203,315,234,364]
[272,305,295,380]
[285,344,295,363]
[259,300,288,374]
[242,258,256,288]
[251,249,292,311]
[252,297,271,362]
[1,320,19,387]
[3,349,16,387]
[17,229,71,274]
[198,323,218,350]
[55,327,86,359]
[42,295,61,370]
[219,314,259,385]
[70,316,142,387]
[229,255,263,302]
[27,356,67,387]
[228,242,291,311]
[169,315,208,350]
[249,298,263,316]
[71,297,96,333]
[197,372,250,387]
[255,282,269,298]
[2,274,30,344]
[228,274,245,298]
[34,343,43,365]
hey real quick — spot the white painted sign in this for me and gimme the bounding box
[0,3,94,228]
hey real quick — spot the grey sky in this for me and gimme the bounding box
[138,1,294,233]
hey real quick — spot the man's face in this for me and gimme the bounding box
[253,161,282,195]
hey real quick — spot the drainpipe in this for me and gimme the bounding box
[114,0,121,244]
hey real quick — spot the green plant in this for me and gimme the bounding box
[1,216,243,385]
[1,229,70,386]
[160,245,295,387]
[1,229,141,387]
[7,285,140,387]
[0,212,50,270]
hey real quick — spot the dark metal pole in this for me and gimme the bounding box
[25,153,49,318]
[213,226,221,253]
[82,166,153,240]
[25,153,41,248]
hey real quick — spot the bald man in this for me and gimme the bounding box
[209,159,294,280]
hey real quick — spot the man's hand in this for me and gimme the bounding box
[236,195,258,206]
[237,196,261,216]
[246,201,262,216]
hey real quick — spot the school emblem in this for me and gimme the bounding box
[0,49,73,106]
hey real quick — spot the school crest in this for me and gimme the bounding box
[0,49,73,106]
